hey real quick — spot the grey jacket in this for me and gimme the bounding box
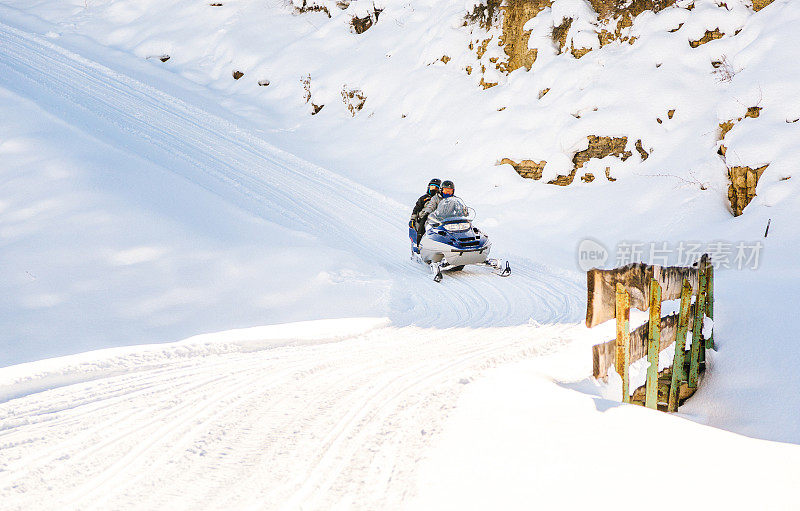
[419,193,442,219]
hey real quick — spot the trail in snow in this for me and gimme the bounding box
[0,19,583,329]
[0,15,587,510]
[0,323,579,511]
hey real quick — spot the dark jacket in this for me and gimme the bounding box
[411,193,434,219]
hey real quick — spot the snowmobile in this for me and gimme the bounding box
[409,196,511,282]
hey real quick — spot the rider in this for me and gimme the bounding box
[411,178,441,243]
[417,179,455,240]
[440,180,455,199]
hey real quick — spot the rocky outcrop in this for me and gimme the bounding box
[465,0,552,87]
[717,107,767,215]
[501,158,546,179]
[468,0,682,85]
[351,7,382,34]
[728,165,768,216]
[718,106,761,156]
[504,135,643,186]
[690,28,724,47]
[587,0,677,18]
[498,0,550,72]
[549,135,633,185]
[751,0,775,11]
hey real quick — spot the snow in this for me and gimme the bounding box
[703,316,714,338]
[0,0,799,508]
[411,354,800,510]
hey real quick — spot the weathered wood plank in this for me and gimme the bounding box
[645,279,661,409]
[668,279,693,412]
[592,311,696,379]
[616,283,631,403]
[706,264,715,350]
[689,256,709,388]
[586,263,701,328]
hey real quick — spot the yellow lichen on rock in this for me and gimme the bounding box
[635,139,649,160]
[500,158,547,180]
[571,46,592,59]
[587,0,677,18]
[550,136,633,186]
[504,136,637,186]
[728,164,768,216]
[479,77,498,89]
[573,136,632,170]
[498,0,551,72]
[690,28,724,47]
[717,107,768,215]
[719,106,763,140]
[751,0,775,11]
[746,106,762,118]
[719,120,735,139]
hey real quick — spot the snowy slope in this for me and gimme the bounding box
[1,0,800,509]
[0,12,583,366]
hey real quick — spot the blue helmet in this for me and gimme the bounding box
[441,180,454,198]
[427,178,441,196]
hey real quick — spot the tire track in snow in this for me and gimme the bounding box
[0,324,579,510]
[0,19,588,509]
[0,20,584,329]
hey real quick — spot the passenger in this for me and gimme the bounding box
[410,178,441,243]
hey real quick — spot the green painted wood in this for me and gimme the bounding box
[616,283,631,403]
[706,263,715,350]
[668,279,693,412]
[645,278,661,409]
[689,256,708,388]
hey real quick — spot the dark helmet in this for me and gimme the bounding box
[441,180,455,198]
[427,178,441,196]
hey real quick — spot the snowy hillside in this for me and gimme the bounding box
[1,0,799,509]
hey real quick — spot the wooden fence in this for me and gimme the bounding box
[587,254,715,411]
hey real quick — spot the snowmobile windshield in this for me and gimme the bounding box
[429,197,473,224]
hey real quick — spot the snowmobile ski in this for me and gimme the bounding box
[485,259,511,277]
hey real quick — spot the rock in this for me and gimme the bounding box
[728,164,769,216]
[746,106,762,118]
[751,0,775,11]
[500,158,546,180]
[341,86,366,116]
[690,28,724,48]
[351,7,382,34]
[635,139,649,160]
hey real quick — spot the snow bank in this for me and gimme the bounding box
[0,318,390,404]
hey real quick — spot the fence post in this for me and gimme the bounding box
[705,262,715,351]
[615,283,631,403]
[689,256,708,388]
[645,279,661,409]
[668,279,693,412]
